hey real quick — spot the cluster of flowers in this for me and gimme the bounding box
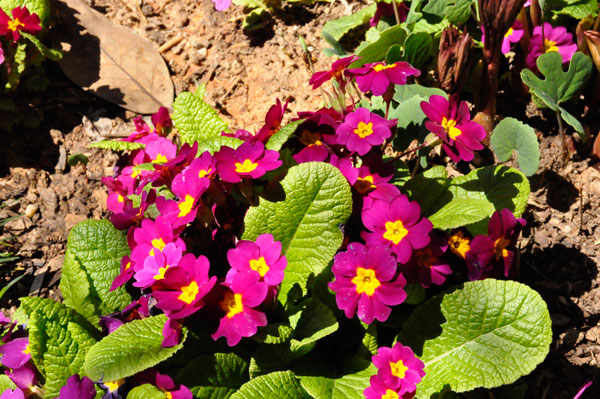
[0,6,41,66]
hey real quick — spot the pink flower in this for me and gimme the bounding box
[309,55,360,91]
[370,1,408,27]
[157,168,209,227]
[420,94,485,163]
[401,235,452,288]
[501,20,524,54]
[0,45,4,66]
[215,142,282,183]
[212,0,231,11]
[133,242,183,288]
[526,23,577,69]
[130,216,185,267]
[328,243,406,324]
[364,375,415,399]
[155,372,192,399]
[373,343,425,394]
[57,375,96,399]
[211,271,268,346]
[152,254,217,319]
[110,189,156,230]
[348,61,420,96]
[0,6,41,42]
[226,233,287,286]
[361,194,432,263]
[162,318,182,347]
[110,255,134,291]
[151,107,172,136]
[0,338,30,369]
[5,363,37,392]
[336,108,393,156]
[0,388,24,399]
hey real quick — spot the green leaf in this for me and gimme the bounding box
[197,136,244,155]
[59,220,132,325]
[444,0,473,24]
[89,140,145,151]
[351,25,408,68]
[490,117,540,176]
[402,32,433,70]
[0,375,17,392]
[551,0,598,18]
[321,4,377,41]
[20,32,61,60]
[422,0,447,17]
[230,371,310,399]
[127,384,165,399]
[0,0,50,26]
[67,154,89,167]
[172,91,229,144]
[266,119,305,152]
[397,279,552,398]
[243,162,352,304]
[178,352,249,399]
[84,314,186,382]
[20,298,99,398]
[394,83,447,103]
[290,297,339,353]
[322,31,347,58]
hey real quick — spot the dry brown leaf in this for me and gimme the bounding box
[53,0,173,114]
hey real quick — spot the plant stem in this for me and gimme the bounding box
[392,0,401,25]
[394,139,442,159]
[555,110,569,163]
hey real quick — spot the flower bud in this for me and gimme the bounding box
[437,26,473,93]
[584,30,600,72]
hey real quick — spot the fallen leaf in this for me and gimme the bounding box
[53,0,173,114]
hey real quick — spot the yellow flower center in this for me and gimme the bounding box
[441,117,462,140]
[504,27,514,38]
[544,39,559,53]
[178,194,195,217]
[494,236,510,260]
[354,121,374,138]
[124,261,131,270]
[117,194,124,203]
[131,168,141,179]
[351,267,381,296]
[382,389,399,399]
[354,175,375,194]
[152,153,168,164]
[448,231,470,258]
[105,379,125,392]
[7,18,25,32]
[383,220,408,245]
[199,168,212,178]
[178,281,199,304]
[22,344,30,355]
[165,393,173,399]
[154,265,170,280]
[390,359,409,379]
[249,257,270,277]
[151,238,166,251]
[235,159,259,174]
[222,292,244,318]
[300,130,322,146]
[373,63,397,72]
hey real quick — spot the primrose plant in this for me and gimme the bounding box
[1,50,553,398]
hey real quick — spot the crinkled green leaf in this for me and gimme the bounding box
[266,119,305,152]
[422,0,446,17]
[397,279,552,398]
[177,352,249,399]
[351,25,407,68]
[20,297,99,398]
[84,315,186,382]
[290,297,338,353]
[89,140,145,151]
[230,371,310,399]
[0,375,17,392]
[402,32,433,70]
[172,91,229,144]
[0,0,50,25]
[490,117,540,176]
[551,0,598,18]
[254,324,295,344]
[6,43,27,91]
[197,136,244,155]
[126,384,165,399]
[321,4,377,41]
[59,220,131,325]
[243,162,352,304]
[20,32,61,60]
[445,0,473,24]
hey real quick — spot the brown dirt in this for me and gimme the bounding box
[1,0,600,397]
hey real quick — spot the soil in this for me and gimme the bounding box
[1,0,600,398]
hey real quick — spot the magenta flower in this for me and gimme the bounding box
[110,255,134,291]
[130,216,185,267]
[0,45,4,66]
[212,0,231,11]
[0,338,30,369]
[151,107,172,136]
[328,243,406,324]
[0,388,24,399]
[309,55,360,91]
[336,108,393,156]
[466,209,525,280]
[226,233,287,286]
[370,1,408,26]
[420,94,485,163]
[215,142,282,183]
[526,23,577,69]
[372,343,425,394]
[57,375,96,399]
[0,6,41,42]
[103,175,134,215]
[133,242,183,288]
[364,375,414,399]
[185,151,217,182]
[353,165,398,199]
[211,271,268,346]
[152,254,216,319]
[98,378,126,399]
[162,318,182,348]
[401,235,452,288]
[330,154,359,185]
[347,61,420,96]
[144,136,178,165]
[157,169,208,227]
[502,20,524,54]
[110,189,156,230]
[5,363,36,392]
[361,194,432,263]
[150,372,192,399]
[254,99,287,143]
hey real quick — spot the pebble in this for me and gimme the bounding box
[24,204,37,218]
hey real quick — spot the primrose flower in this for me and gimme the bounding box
[215,142,282,183]
[98,378,126,399]
[0,6,41,42]
[373,343,425,394]
[110,255,134,291]
[361,194,432,263]
[502,20,524,54]
[212,0,231,12]
[328,243,406,324]
[401,236,452,288]
[364,375,414,399]
[184,151,217,182]
[309,55,360,91]
[254,99,287,143]
[5,363,37,392]
[0,45,4,66]
[447,229,470,259]
[162,318,182,347]
[110,189,156,230]
[57,375,96,399]
[130,216,185,267]
[526,23,577,69]
[102,175,134,215]
[370,1,408,27]
[226,233,287,286]
[133,242,183,288]
[466,209,525,280]
[151,107,172,136]
[420,94,485,163]
[0,338,30,369]
[353,165,398,200]
[157,173,208,227]
[155,372,192,399]
[152,254,217,319]
[336,108,393,156]
[0,388,24,399]
[212,271,268,346]
[330,155,359,184]
[348,61,420,96]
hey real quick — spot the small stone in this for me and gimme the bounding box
[24,204,38,218]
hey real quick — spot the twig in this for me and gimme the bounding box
[218,76,242,103]
[159,34,184,53]
[391,0,401,26]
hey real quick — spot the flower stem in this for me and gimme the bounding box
[392,0,402,25]
[555,110,569,163]
[394,139,442,159]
